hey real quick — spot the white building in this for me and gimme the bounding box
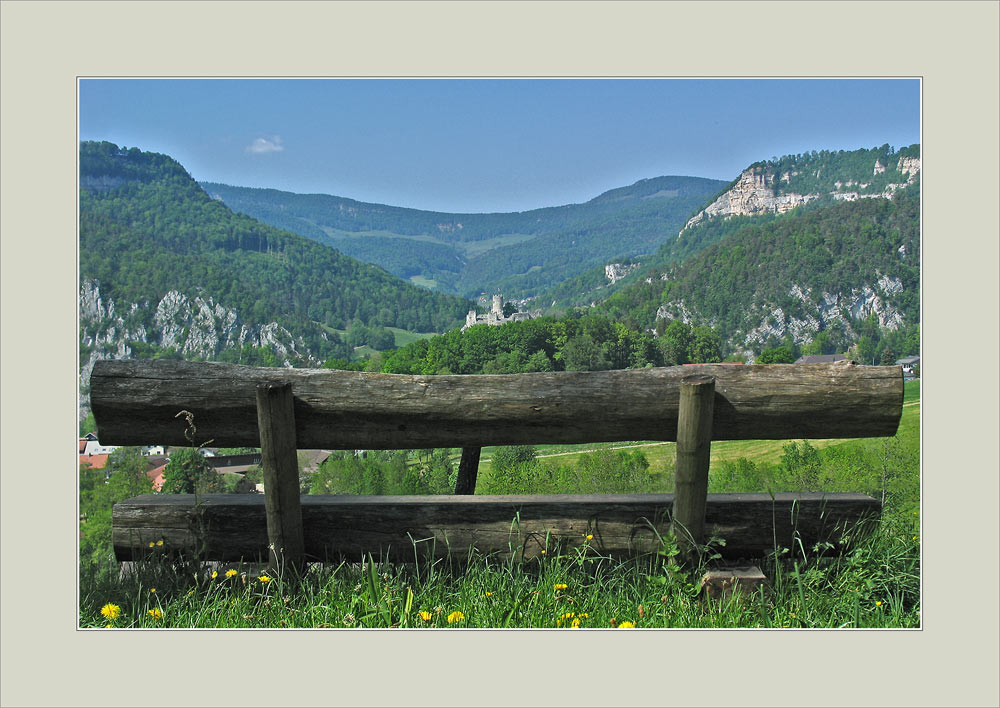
[79,432,118,456]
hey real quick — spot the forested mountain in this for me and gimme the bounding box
[79,142,472,389]
[538,144,922,309]
[597,182,920,359]
[201,175,727,298]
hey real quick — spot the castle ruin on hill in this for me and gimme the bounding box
[462,292,532,331]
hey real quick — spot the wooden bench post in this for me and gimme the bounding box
[672,374,715,555]
[454,446,481,495]
[255,382,305,573]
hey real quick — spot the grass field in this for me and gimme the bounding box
[317,324,439,360]
[388,326,438,348]
[407,275,439,289]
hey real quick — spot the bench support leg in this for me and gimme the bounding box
[455,446,481,495]
[673,374,715,557]
[255,382,305,573]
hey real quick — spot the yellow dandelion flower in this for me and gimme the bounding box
[100,603,121,620]
[554,583,568,591]
[148,542,155,548]
[447,611,465,624]
[585,534,593,541]
[225,569,238,578]
[540,549,546,555]
[211,570,219,579]
[147,608,163,621]
[618,621,636,628]
[556,620,563,627]
[875,600,883,607]
[571,618,581,628]
[104,624,114,629]
[258,575,271,583]
[418,611,433,621]
[560,612,576,620]
[156,540,164,547]
[149,588,156,594]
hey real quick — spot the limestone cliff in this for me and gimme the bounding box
[682,155,920,233]
[605,262,639,284]
[79,279,322,400]
[654,274,908,356]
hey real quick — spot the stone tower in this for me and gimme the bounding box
[491,293,504,316]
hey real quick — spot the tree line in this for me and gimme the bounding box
[323,311,728,376]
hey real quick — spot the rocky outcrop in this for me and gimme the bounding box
[897,156,921,182]
[79,279,318,391]
[683,169,817,230]
[605,262,639,284]
[654,276,907,350]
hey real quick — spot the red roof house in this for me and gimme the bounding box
[146,461,168,492]
[79,453,109,471]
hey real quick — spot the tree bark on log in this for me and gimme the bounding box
[112,492,881,563]
[91,360,902,449]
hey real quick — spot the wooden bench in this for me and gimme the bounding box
[91,359,902,568]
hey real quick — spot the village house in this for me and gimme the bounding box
[894,355,920,378]
[79,432,118,457]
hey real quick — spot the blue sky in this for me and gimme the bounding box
[79,78,920,214]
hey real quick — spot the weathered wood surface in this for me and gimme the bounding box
[673,375,715,550]
[91,360,902,449]
[255,383,305,571]
[112,492,881,563]
[454,447,481,495]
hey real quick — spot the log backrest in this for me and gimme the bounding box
[90,359,903,450]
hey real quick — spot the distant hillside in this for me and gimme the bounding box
[599,184,920,357]
[551,145,921,316]
[201,175,727,299]
[79,141,472,391]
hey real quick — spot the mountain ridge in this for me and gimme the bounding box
[200,175,728,298]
